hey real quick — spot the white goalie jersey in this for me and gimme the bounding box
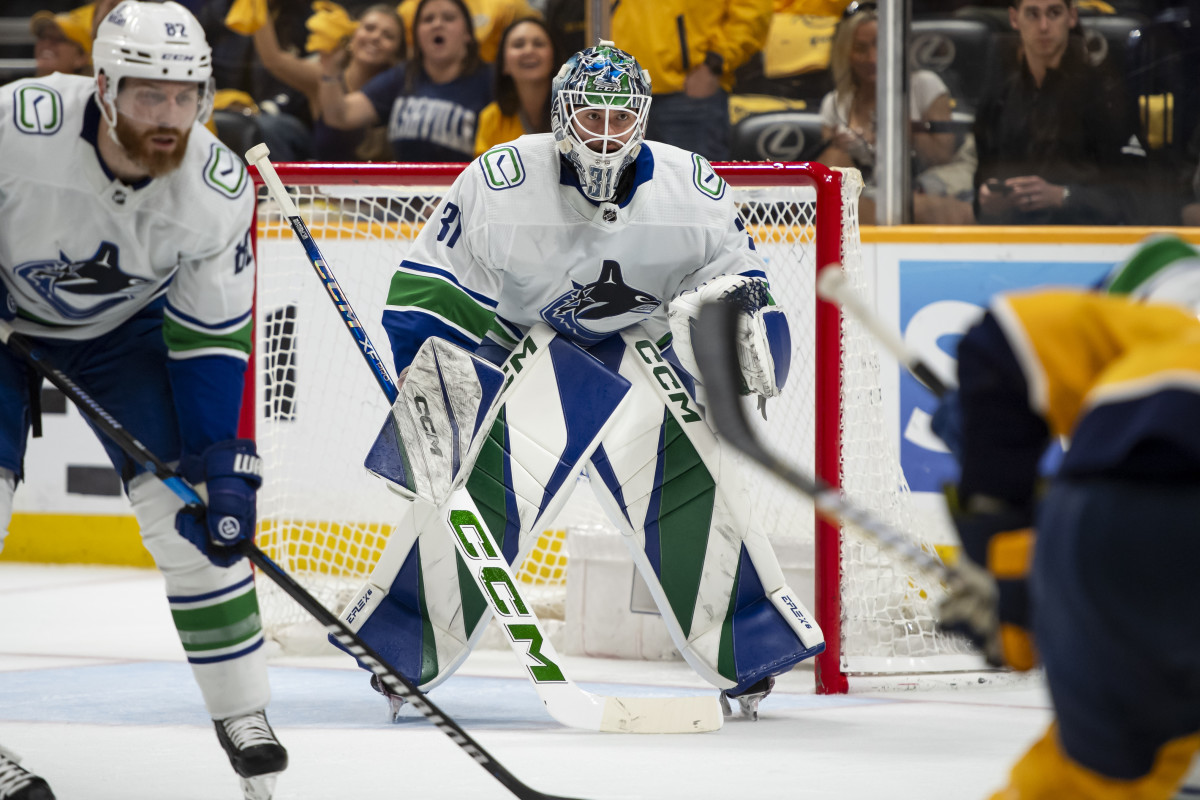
[381,132,777,371]
[0,73,255,354]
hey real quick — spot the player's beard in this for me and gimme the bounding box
[114,115,190,178]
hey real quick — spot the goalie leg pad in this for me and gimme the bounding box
[583,330,822,690]
[335,498,489,692]
[344,327,632,690]
[128,473,269,719]
[364,337,507,506]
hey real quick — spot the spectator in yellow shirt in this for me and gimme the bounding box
[611,0,772,160]
[474,16,558,155]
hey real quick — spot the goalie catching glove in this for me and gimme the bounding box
[176,439,263,567]
[668,274,791,398]
[938,486,1037,671]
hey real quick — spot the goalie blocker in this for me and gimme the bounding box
[339,325,823,705]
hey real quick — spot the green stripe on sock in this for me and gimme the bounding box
[387,271,494,338]
[176,615,263,651]
[655,411,716,639]
[171,589,262,652]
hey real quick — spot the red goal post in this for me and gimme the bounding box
[245,160,977,695]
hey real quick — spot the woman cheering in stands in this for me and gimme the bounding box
[474,17,558,155]
[320,0,493,162]
[249,3,405,161]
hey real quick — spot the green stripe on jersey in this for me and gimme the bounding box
[163,315,253,356]
[387,271,494,339]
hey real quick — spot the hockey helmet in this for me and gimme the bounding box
[93,0,214,129]
[1104,234,1200,314]
[551,41,652,202]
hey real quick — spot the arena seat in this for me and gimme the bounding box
[729,109,828,162]
[909,17,998,114]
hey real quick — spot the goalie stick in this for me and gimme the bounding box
[815,267,953,398]
[246,144,723,734]
[0,318,582,800]
[690,300,987,590]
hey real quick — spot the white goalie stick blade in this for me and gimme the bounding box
[444,487,724,734]
[691,300,957,586]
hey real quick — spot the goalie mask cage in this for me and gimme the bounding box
[246,161,981,694]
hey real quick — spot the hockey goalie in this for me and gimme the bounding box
[336,41,824,721]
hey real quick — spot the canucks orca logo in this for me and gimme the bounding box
[540,259,660,344]
[15,242,149,320]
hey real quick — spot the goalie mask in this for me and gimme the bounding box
[93,0,214,135]
[551,41,652,202]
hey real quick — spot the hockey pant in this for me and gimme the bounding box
[341,326,823,693]
[0,310,270,720]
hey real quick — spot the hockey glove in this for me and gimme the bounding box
[938,486,1037,670]
[176,439,263,567]
[668,275,791,398]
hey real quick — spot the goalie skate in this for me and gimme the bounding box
[370,673,407,723]
[214,710,288,800]
[719,676,776,722]
[0,746,54,800]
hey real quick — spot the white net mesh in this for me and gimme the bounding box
[250,164,976,681]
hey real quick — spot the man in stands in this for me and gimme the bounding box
[972,0,1147,224]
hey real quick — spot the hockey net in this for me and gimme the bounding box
[247,161,978,693]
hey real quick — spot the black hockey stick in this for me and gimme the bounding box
[691,301,955,582]
[0,318,584,800]
[815,267,953,398]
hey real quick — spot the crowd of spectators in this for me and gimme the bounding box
[4,0,1199,226]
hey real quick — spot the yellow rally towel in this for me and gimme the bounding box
[212,89,260,115]
[306,1,358,54]
[30,4,96,56]
[225,0,268,35]
[764,14,840,78]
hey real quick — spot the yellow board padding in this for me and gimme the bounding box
[1,513,153,567]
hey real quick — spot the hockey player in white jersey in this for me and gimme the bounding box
[342,42,823,721]
[0,3,285,798]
